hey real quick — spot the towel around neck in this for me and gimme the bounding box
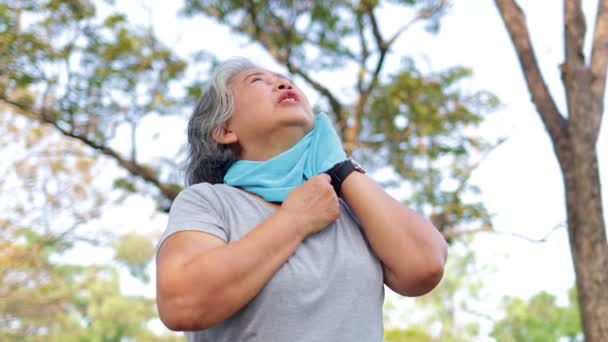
[223,112,347,203]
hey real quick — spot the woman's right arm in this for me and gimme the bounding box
[156,174,339,331]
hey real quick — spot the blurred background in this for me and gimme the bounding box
[1,0,606,341]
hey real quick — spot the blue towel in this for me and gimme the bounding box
[224,112,347,202]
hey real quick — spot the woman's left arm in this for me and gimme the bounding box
[341,172,448,297]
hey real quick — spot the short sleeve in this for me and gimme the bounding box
[157,183,228,254]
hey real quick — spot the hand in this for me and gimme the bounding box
[279,174,340,237]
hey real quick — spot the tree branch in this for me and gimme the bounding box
[0,96,179,200]
[385,15,422,49]
[562,0,595,136]
[493,222,565,243]
[355,11,369,95]
[349,2,449,152]
[564,0,586,69]
[344,4,391,152]
[494,0,568,147]
[242,1,345,127]
[590,0,608,124]
[451,135,509,200]
[430,137,513,241]
[461,307,496,322]
[442,225,493,239]
[364,2,386,51]
[385,0,448,49]
[443,222,565,244]
[363,4,389,95]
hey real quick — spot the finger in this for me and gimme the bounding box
[317,173,331,182]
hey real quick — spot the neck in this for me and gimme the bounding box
[223,112,347,203]
[240,126,309,161]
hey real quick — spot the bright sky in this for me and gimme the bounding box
[87,0,607,338]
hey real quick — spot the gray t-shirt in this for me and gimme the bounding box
[157,183,385,342]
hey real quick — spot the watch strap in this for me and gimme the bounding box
[324,159,365,196]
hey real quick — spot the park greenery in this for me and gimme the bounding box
[1,0,604,340]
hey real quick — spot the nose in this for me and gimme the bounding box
[275,77,293,90]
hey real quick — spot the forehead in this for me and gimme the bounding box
[233,68,289,82]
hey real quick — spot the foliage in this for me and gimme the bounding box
[492,287,582,342]
[114,232,156,283]
[0,0,503,340]
[182,0,499,238]
[384,241,485,341]
[0,113,179,340]
[369,60,498,234]
[385,326,434,342]
[0,225,172,341]
[0,0,499,231]
[0,0,187,199]
[384,244,582,342]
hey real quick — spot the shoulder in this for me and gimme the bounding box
[160,183,239,248]
[173,182,234,204]
[178,182,218,197]
[170,183,247,216]
[169,183,220,217]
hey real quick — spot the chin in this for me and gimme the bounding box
[279,108,313,127]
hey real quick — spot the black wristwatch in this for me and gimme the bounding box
[324,158,366,197]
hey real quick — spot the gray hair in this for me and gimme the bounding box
[185,57,258,185]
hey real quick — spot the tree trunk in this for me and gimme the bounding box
[559,142,608,340]
[560,0,608,337]
[495,0,608,340]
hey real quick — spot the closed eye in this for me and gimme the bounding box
[251,77,262,83]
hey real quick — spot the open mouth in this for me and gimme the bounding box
[278,91,300,104]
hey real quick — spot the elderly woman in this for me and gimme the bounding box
[156,57,448,341]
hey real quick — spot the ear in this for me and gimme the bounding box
[212,124,238,145]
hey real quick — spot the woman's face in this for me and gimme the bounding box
[218,68,315,161]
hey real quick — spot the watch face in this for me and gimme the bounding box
[349,158,367,173]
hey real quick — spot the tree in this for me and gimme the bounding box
[384,240,486,341]
[1,0,499,338]
[492,287,582,341]
[0,0,189,205]
[0,0,499,230]
[494,1,608,340]
[0,112,180,341]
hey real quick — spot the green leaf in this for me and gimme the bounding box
[113,177,136,193]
